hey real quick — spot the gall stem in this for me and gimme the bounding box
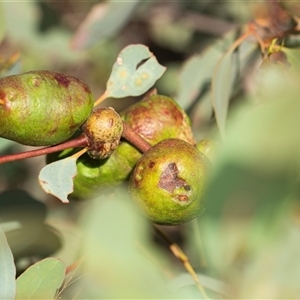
[121,121,151,153]
[0,134,88,164]
[0,122,150,164]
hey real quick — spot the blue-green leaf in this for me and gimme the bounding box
[38,157,78,204]
[2,2,80,66]
[106,44,166,98]
[0,225,16,300]
[190,91,213,137]
[71,1,140,49]
[0,138,15,152]
[79,189,173,298]
[15,258,66,299]
[211,49,235,140]
[198,69,300,297]
[176,31,236,109]
[211,36,257,140]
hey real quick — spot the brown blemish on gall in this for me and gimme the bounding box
[0,90,10,110]
[29,77,42,87]
[54,72,91,95]
[158,162,188,194]
[148,161,155,168]
[47,127,59,136]
[0,90,6,102]
[134,177,141,187]
[54,73,71,88]
[176,195,188,201]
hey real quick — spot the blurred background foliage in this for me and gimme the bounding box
[1,0,300,298]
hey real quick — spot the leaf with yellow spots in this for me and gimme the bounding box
[105,44,166,98]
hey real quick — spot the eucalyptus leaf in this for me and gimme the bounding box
[1,2,38,43]
[71,1,140,49]
[38,157,78,203]
[2,2,81,66]
[106,44,166,98]
[281,47,300,71]
[176,30,236,109]
[238,225,300,298]
[0,138,15,152]
[78,189,174,298]
[211,35,258,140]
[0,225,16,300]
[176,49,221,110]
[198,65,300,297]
[15,258,66,299]
[211,49,236,140]
[190,91,213,136]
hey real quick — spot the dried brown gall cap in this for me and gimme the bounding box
[82,107,123,159]
[0,70,94,146]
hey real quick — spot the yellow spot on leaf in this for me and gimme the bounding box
[141,72,149,79]
[135,78,142,86]
[119,69,128,79]
[107,80,114,87]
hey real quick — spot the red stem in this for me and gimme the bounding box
[0,122,152,165]
[121,121,151,153]
[0,134,88,164]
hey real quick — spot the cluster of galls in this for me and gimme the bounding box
[0,71,217,226]
[79,93,213,225]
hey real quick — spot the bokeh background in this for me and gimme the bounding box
[1,1,300,298]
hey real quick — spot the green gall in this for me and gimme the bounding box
[72,94,196,199]
[0,70,94,146]
[129,138,210,225]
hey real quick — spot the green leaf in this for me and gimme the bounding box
[211,35,257,140]
[211,49,235,140]
[176,48,222,110]
[2,2,81,67]
[78,188,174,298]
[71,1,140,49]
[281,47,300,71]
[190,91,213,136]
[176,30,236,109]
[15,258,66,299]
[38,157,78,204]
[150,21,193,52]
[197,68,300,297]
[106,44,166,98]
[0,138,15,152]
[0,225,16,300]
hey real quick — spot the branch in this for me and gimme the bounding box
[0,134,88,164]
[0,121,151,165]
[153,225,210,299]
[121,121,151,153]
